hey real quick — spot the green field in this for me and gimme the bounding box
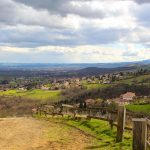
[115,74,150,84]
[126,104,150,115]
[67,119,132,150]
[37,115,132,150]
[84,83,110,89]
[0,89,61,101]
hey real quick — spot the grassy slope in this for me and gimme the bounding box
[85,83,110,89]
[81,79,111,90]
[37,115,132,150]
[84,74,150,89]
[67,119,132,150]
[126,104,150,115]
[115,74,150,84]
[0,89,61,101]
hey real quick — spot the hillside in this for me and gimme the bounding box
[115,74,150,85]
[76,66,138,76]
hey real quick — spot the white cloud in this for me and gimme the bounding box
[0,0,81,29]
[0,45,149,63]
[0,0,139,30]
[0,0,149,62]
[0,46,30,53]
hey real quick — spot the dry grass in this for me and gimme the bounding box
[0,117,96,150]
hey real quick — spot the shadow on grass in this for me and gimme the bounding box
[85,143,110,149]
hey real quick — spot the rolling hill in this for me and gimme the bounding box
[75,66,138,76]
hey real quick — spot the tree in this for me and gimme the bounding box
[1,80,9,84]
[79,102,84,108]
[83,101,87,108]
[112,76,116,82]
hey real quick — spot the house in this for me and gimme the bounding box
[18,87,26,91]
[103,79,111,84]
[74,78,80,83]
[119,76,124,80]
[41,85,49,90]
[85,99,95,106]
[119,92,136,105]
[121,92,136,101]
[87,78,92,83]
[64,81,70,88]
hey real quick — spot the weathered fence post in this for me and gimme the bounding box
[109,118,113,130]
[116,105,126,142]
[132,118,147,150]
[108,111,114,130]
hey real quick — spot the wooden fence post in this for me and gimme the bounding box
[132,118,147,150]
[116,105,126,142]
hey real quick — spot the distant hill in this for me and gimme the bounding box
[0,60,149,78]
[0,64,149,78]
[141,59,150,64]
[0,59,149,71]
[76,66,138,76]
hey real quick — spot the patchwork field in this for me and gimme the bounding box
[0,89,61,101]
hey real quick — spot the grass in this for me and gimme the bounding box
[84,83,110,89]
[0,89,61,101]
[46,122,72,144]
[36,114,132,150]
[66,118,132,150]
[126,104,150,115]
[115,74,150,85]
[81,79,111,90]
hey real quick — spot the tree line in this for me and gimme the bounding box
[60,84,150,104]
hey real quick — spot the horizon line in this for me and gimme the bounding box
[0,59,149,64]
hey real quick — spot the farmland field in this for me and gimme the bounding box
[126,104,150,115]
[0,89,61,101]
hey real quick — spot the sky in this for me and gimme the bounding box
[0,0,150,63]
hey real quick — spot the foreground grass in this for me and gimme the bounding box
[126,104,150,115]
[36,115,132,150]
[0,89,61,101]
[67,119,132,150]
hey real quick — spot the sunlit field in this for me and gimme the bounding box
[126,104,150,115]
[0,89,61,101]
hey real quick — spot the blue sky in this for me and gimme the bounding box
[0,0,150,63]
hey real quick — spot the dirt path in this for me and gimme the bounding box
[0,117,95,150]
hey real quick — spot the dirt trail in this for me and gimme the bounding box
[0,117,95,150]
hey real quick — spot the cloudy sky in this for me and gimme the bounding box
[0,0,150,63]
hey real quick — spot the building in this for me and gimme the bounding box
[41,85,49,90]
[85,99,95,106]
[119,92,136,105]
[103,79,111,84]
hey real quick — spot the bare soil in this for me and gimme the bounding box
[0,117,95,150]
